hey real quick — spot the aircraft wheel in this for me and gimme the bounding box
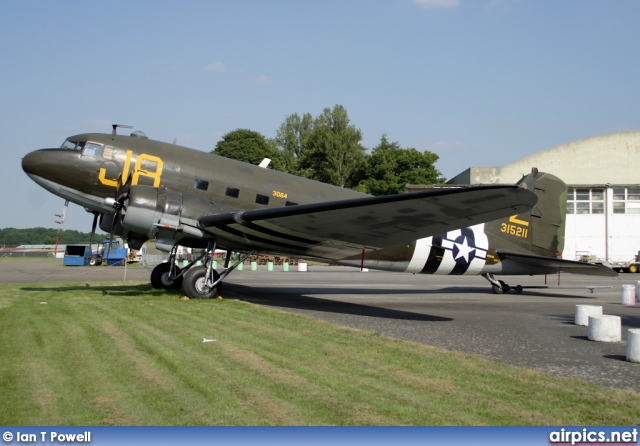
[499,280,510,293]
[491,284,504,294]
[150,263,183,290]
[515,285,523,294]
[182,266,221,299]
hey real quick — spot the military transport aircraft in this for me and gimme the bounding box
[21,126,616,299]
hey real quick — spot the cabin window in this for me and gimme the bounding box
[194,179,209,191]
[256,194,269,205]
[82,143,102,157]
[226,187,240,198]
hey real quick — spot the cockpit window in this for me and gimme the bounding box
[60,139,86,151]
[82,142,102,157]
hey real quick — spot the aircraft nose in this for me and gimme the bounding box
[22,149,57,176]
[21,150,42,175]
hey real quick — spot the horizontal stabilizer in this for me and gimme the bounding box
[498,252,618,277]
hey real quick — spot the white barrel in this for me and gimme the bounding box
[298,262,308,272]
[575,305,602,326]
[627,329,640,363]
[588,315,622,342]
[622,284,636,306]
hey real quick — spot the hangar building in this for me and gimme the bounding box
[446,131,640,266]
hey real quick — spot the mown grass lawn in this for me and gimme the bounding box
[0,281,638,425]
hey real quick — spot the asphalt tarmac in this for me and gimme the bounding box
[3,259,639,392]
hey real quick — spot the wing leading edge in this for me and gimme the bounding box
[198,185,537,259]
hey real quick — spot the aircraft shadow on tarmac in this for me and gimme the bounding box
[224,283,453,322]
[438,287,604,299]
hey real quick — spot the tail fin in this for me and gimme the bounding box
[486,169,567,258]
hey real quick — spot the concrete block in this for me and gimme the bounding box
[622,284,636,306]
[575,305,602,326]
[627,329,640,363]
[588,315,621,342]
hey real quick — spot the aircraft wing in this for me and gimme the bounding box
[498,252,618,277]
[198,185,537,259]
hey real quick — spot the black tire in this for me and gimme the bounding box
[150,263,183,290]
[89,257,97,266]
[182,266,221,299]
[491,284,504,294]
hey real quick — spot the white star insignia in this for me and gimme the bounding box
[454,236,476,263]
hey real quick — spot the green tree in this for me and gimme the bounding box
[212,129,286,171]
[355,135,444,196]
[274,112,314,174]
[0,227,98,248]
[298,105,366,188]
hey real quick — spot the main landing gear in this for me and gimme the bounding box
[150,242,253,299]
[482,273,524,295]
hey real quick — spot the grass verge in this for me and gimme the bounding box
[0,281,638,425]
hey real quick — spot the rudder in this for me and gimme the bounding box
[486,169,567,258]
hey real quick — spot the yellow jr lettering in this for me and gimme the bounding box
[133,154,164,187]
[99,151,163,188]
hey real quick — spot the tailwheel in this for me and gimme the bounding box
[182,266,221,299]
[484,273,511,294]
[150,262,183,290]
[490,280,511,294]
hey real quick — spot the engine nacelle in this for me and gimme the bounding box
[121,185,230,243]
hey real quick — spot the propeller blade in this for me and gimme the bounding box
[106,211,118,262]
[106,170,133,262]
[89,212,98,257]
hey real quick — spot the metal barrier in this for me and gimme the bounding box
[141,253,168,267]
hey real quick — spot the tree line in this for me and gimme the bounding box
[213,104,444,195]
[0,228,97,248]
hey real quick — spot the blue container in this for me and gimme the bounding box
[64,245,91,266]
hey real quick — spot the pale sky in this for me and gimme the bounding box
[2,0,638,231]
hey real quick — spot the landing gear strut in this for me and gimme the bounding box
[482,273,523,294]
[180,242,254,299]
[149,242,253,299]
[150,244,187,290]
